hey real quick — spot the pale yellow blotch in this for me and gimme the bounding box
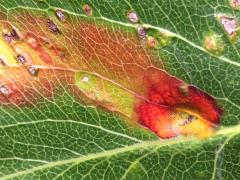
[0,36,17,66]
[174,108,214,138]
[75,72,135,117]
[180,119,214,138]
[14,41,43,65]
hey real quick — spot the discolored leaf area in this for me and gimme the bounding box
[0,0,240,180]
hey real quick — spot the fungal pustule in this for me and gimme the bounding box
[27,66,39,76]
[220,16,238,36]
[16,54,27,64]
[203,32,224,54]
[128,11,139,23]
[230,0,240,9]
[55,10,65,21]
[47,19,60,33]
[175,108,214,138]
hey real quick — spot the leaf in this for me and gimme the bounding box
[0,0,239,179]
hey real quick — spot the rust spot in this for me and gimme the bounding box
[180,115,196,126]
[83,4,93,16]
[147,36,158,48]
[204,32,224,54]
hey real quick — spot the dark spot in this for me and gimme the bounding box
[27,66,38,76]
[187,115,196,122]
[0,58,6,66]
[47,19,60,33]
[16,54,27,64]
[179,113,197,126]
[137,26,146,39]
[3,29,19,43]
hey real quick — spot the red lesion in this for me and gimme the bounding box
[136,68,222,138]
[137,103,177,138]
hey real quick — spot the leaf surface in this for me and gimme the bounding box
[0,0,240,179]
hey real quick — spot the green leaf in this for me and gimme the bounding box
[0,0,240,179]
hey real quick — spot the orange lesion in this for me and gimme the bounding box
[7,9,156,92]
[0,8,222,138]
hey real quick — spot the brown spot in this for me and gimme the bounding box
[179,84,189,96]
[3,29,19,43]
[47,19,60,33]
[16,54,27,64]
